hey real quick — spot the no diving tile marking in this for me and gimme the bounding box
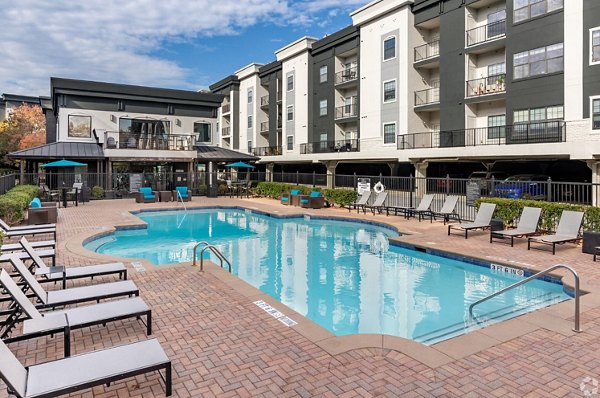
[131,262,146,272]
[253,300,298,327]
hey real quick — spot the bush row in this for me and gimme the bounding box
[253,182,358,207]
[475,197,600,231]
[0,185,40,225]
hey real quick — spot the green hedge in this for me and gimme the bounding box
[322,188,357,207]
[91,185,104,199]
[475,197,600,231]
[0,185,40,225]
[253,182,315,198]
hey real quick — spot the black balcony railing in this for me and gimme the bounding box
[466,19,506,47]
[397,121,566,149]
[300,139,360,154]
[260,95,269,107]
[252,146,282,156]
[222,127,230,137]
[222,103,231,114]
[335,104,358,120]
[466,74,506,97]
[335,66,358,85]
[260,121,269,132]
[414,87,440,106]
[104,131,197,151]
[414,40,440,62]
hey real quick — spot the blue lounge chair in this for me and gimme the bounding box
[299,191,325,209]
[135,187,157,203]
[281,189,301,206]
[173,186,191,202]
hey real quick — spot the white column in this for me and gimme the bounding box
[413,160,428,198]
[564,0,584,121]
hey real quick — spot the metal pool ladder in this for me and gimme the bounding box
[193,241,231,273]
[469,264,581,333]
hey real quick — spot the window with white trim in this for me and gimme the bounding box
[514,0,563,24]
[593,98,600,130]
[287,75,294,91]
[383,80,396,103]
[383,36,396,61]
[513,43,563,79]
[319,132,328,142]
[592,28,600,64]
[247,115,253,129]
[513,105,564,123]
[319,99,327,116]
[247,89,253,103]
[383,122,396,144]
[287,105,294,121]
[287,135,294,150]
[319,66,328,83]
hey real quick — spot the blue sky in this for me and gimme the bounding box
[0,0,369,96]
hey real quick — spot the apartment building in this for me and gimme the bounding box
[211,0,600,182]
[0,93,41,122]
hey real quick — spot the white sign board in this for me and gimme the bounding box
[129,174,143,192]
[357,178,371,195]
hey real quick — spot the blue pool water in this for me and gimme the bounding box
[85,208,571,344]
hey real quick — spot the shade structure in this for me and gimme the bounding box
[42,159,87,168]
[225,161,255,169]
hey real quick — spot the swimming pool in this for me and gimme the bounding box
[85,208,572,344]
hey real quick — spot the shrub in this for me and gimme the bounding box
[197,185,207,195]
[475,197,600,231]
[322,188,357,207]
[0,184,40,225]
[253,182,314,198]
[91,185,104,199]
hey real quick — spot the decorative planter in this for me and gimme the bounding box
[582,231,600,254]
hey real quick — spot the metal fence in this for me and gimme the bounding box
[0,174,16,195]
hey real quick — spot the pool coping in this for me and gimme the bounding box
[65,203,600,369]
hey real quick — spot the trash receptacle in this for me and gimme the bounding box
[207,185,218,198]
[490,218,504,231]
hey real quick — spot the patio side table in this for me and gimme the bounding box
[159,191,173,202]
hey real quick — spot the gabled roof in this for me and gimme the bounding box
[195,145,258,162]
[9,142,105,160]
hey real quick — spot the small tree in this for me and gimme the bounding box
[0,104,46,165]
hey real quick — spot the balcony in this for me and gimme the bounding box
[222,127,231,137]
[335,104,358,120]
[104,131,197,151]
[222,103,231,114]
[396,121,566,149]
[277,118,282,129]
[252,146,282,156]
[260,95,269,108]
[277,91,282,103]
[300,139,360,154]
[260,121,269,133]
[466,74,506,98]
[335,66,358,85]
[466,19,506,47]
[414,87,439,107]
[414,40,440,62]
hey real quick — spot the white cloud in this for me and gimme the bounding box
[0,0,368,96]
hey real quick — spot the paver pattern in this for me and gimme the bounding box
[1,197,600,397]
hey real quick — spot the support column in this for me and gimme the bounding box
[266,163,274,182]
[19,161,25,185]
[387,162,399,176]
[106,159,112,193]
[587,161,600,206]
[324,161,338,189]
[412,160,428,198]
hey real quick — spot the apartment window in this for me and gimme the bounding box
[319,99,328,116]
[247,89,253,104]
[488,63,506,77]
[383,122,396,144]
[513,43,563,79]
[247,115,253,129]
[194,122,211,143]
[592,28,600,64]
[287,135,294,150]
[287,75,294,91]
[487,9,507,38]
[383,36,396,61]
[320,132,328,142]
[383,80,396,103]
[513,105,564,123]
[287,105,294,121]
[319,66,328,83]
[487,115,506,139]
[593,98,600,129]
[514,0,563,23]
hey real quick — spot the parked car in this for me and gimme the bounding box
[468,171,508,193]
[494,174,549,200]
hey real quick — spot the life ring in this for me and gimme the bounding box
[373,181,385,194]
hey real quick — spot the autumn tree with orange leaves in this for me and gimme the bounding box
[0,104,46,164]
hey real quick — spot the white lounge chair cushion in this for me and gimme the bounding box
[530,234,577,243]
[36,262,125,279]
[25,339,168,398]
[4,228,55,237]
[46,280,138,305]
[0,249,54,262]
[1,240,55,251]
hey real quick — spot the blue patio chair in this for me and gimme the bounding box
[135,187,157,203]
[173,186,191,202]
[281,189,301,206]
[299,191,325,209]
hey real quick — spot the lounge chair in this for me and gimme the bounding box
[363,191,388,215]
[1,240,55,252]
[8,256,139,309]
[172,186,191,202]
[348,191,371,213]
[0,248,56,267]
[490,206,542,246]
[386,194,434,219]
[19,237,127,288]
[0,269,151,358]
[0,219,56,241]
[281,189,301,206]
[422,195,461,223]
[299,191,325,209]
[0,337,172,397]
[528,210,584,255]
[134,187,157,203]
[0,218,55,231]
[448,203,496,239]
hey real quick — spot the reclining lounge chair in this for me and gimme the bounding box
[0,219,56,241]
[490,206,542,246]
[0,337,172,397]
[386,194,434,219]
[0,269,151,358]
[448,203,496,239]
[363,191,388,215]
[527,210,584,255]
[422,195,461,224]
[348,191,371,213]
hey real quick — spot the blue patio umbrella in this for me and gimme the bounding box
[42,159,87,168]
[225,161,255,169]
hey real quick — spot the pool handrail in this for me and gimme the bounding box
[193,241,231,272]
[468,264,581,332]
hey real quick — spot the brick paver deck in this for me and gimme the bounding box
[2,197,600,397]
